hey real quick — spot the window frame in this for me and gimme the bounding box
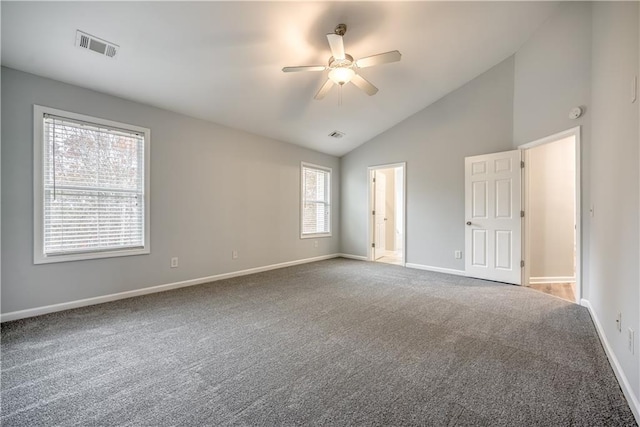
[33,105,151,264]
[300,162,332,239]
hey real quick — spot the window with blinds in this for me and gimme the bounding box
[33,105,150,263]
[301,163,331,237]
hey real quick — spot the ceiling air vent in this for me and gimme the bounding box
[75,30,119,59]
[328,130,345,139]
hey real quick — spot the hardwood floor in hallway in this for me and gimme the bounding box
[529,282,576,303]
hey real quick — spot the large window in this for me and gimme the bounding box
[33,105,150,264]
[301,162,331,238]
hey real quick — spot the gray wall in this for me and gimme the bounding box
[513,2,592,147]
[340,57,515,269]
[513,0,639,402]
[340,0,639,406]
[589,1,639,402]
[512,1,592,297]
[1,67,340,314]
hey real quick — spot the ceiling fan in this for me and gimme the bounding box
[283,24,401,100]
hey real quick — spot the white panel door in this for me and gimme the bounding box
[465,150,522,284]
[374,171,387,259]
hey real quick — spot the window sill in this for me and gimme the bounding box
[300,233,332,239]
[34,247,150,264]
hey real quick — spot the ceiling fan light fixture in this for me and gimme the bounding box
[328,67,355,85]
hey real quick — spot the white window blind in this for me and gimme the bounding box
[41,113,146,257]
[301,163,331,236]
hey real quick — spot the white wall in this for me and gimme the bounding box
[589,0,639,406]
[381,168,396,251]
[394,167,404,253]
[1,67,340,314]
[341,57,515,269]
[528,136,575,281]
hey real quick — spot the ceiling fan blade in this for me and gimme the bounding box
[282,65,326,73]
[355,50,402,68]
[314,79,335,100]
[326,33,345,61]
[351,74,379,96]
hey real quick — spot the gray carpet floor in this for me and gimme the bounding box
[1,258,637,426]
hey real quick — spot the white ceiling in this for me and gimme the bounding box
[1,1,558,157]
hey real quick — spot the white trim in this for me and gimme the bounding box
[581,298,640,423]
[406,263,467,277]
[1,254,340,323]
[518,126,581,149]
[338,253,368,261]
[33,105,151,264]
[519,126,581,304]
[367,162,407,266]
[529,276,576,284]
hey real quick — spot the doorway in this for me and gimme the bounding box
[368,163,406,266]
[520,127,580,303]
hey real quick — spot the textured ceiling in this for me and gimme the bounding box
[1,2,559,156]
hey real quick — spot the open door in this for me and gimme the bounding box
[465,150,521,285]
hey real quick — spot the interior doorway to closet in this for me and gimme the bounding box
[521,128,580,303]
[368,163,406,266]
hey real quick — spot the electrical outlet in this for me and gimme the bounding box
[616,312,622,332]
[454,250,462,259]
[314,240,319,248]
[629,328,635,354]
[170,257,178,268]
[232,250,238,260]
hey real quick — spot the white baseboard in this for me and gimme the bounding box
[529,276,576,284]
[405,263,467,277]
[581,298,640,423]
[338,253,368,261]
[0,253,341,323]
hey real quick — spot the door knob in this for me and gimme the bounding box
[466,221,472,226]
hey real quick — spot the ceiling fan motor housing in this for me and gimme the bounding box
[329,54,354,68]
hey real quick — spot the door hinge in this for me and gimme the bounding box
[372,210,376,216]
[371,243,376,248]
[521,161,525,168]
[520,210,525,218]
[373,178,376,183]
[520,260,525,268]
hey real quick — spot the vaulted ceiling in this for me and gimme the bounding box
[1,2,559,156]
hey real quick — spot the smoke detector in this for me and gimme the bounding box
[328,130,345,139]
[75,30,119,59]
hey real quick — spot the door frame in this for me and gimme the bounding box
[367,162,407,265]
[518,126,581,303]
